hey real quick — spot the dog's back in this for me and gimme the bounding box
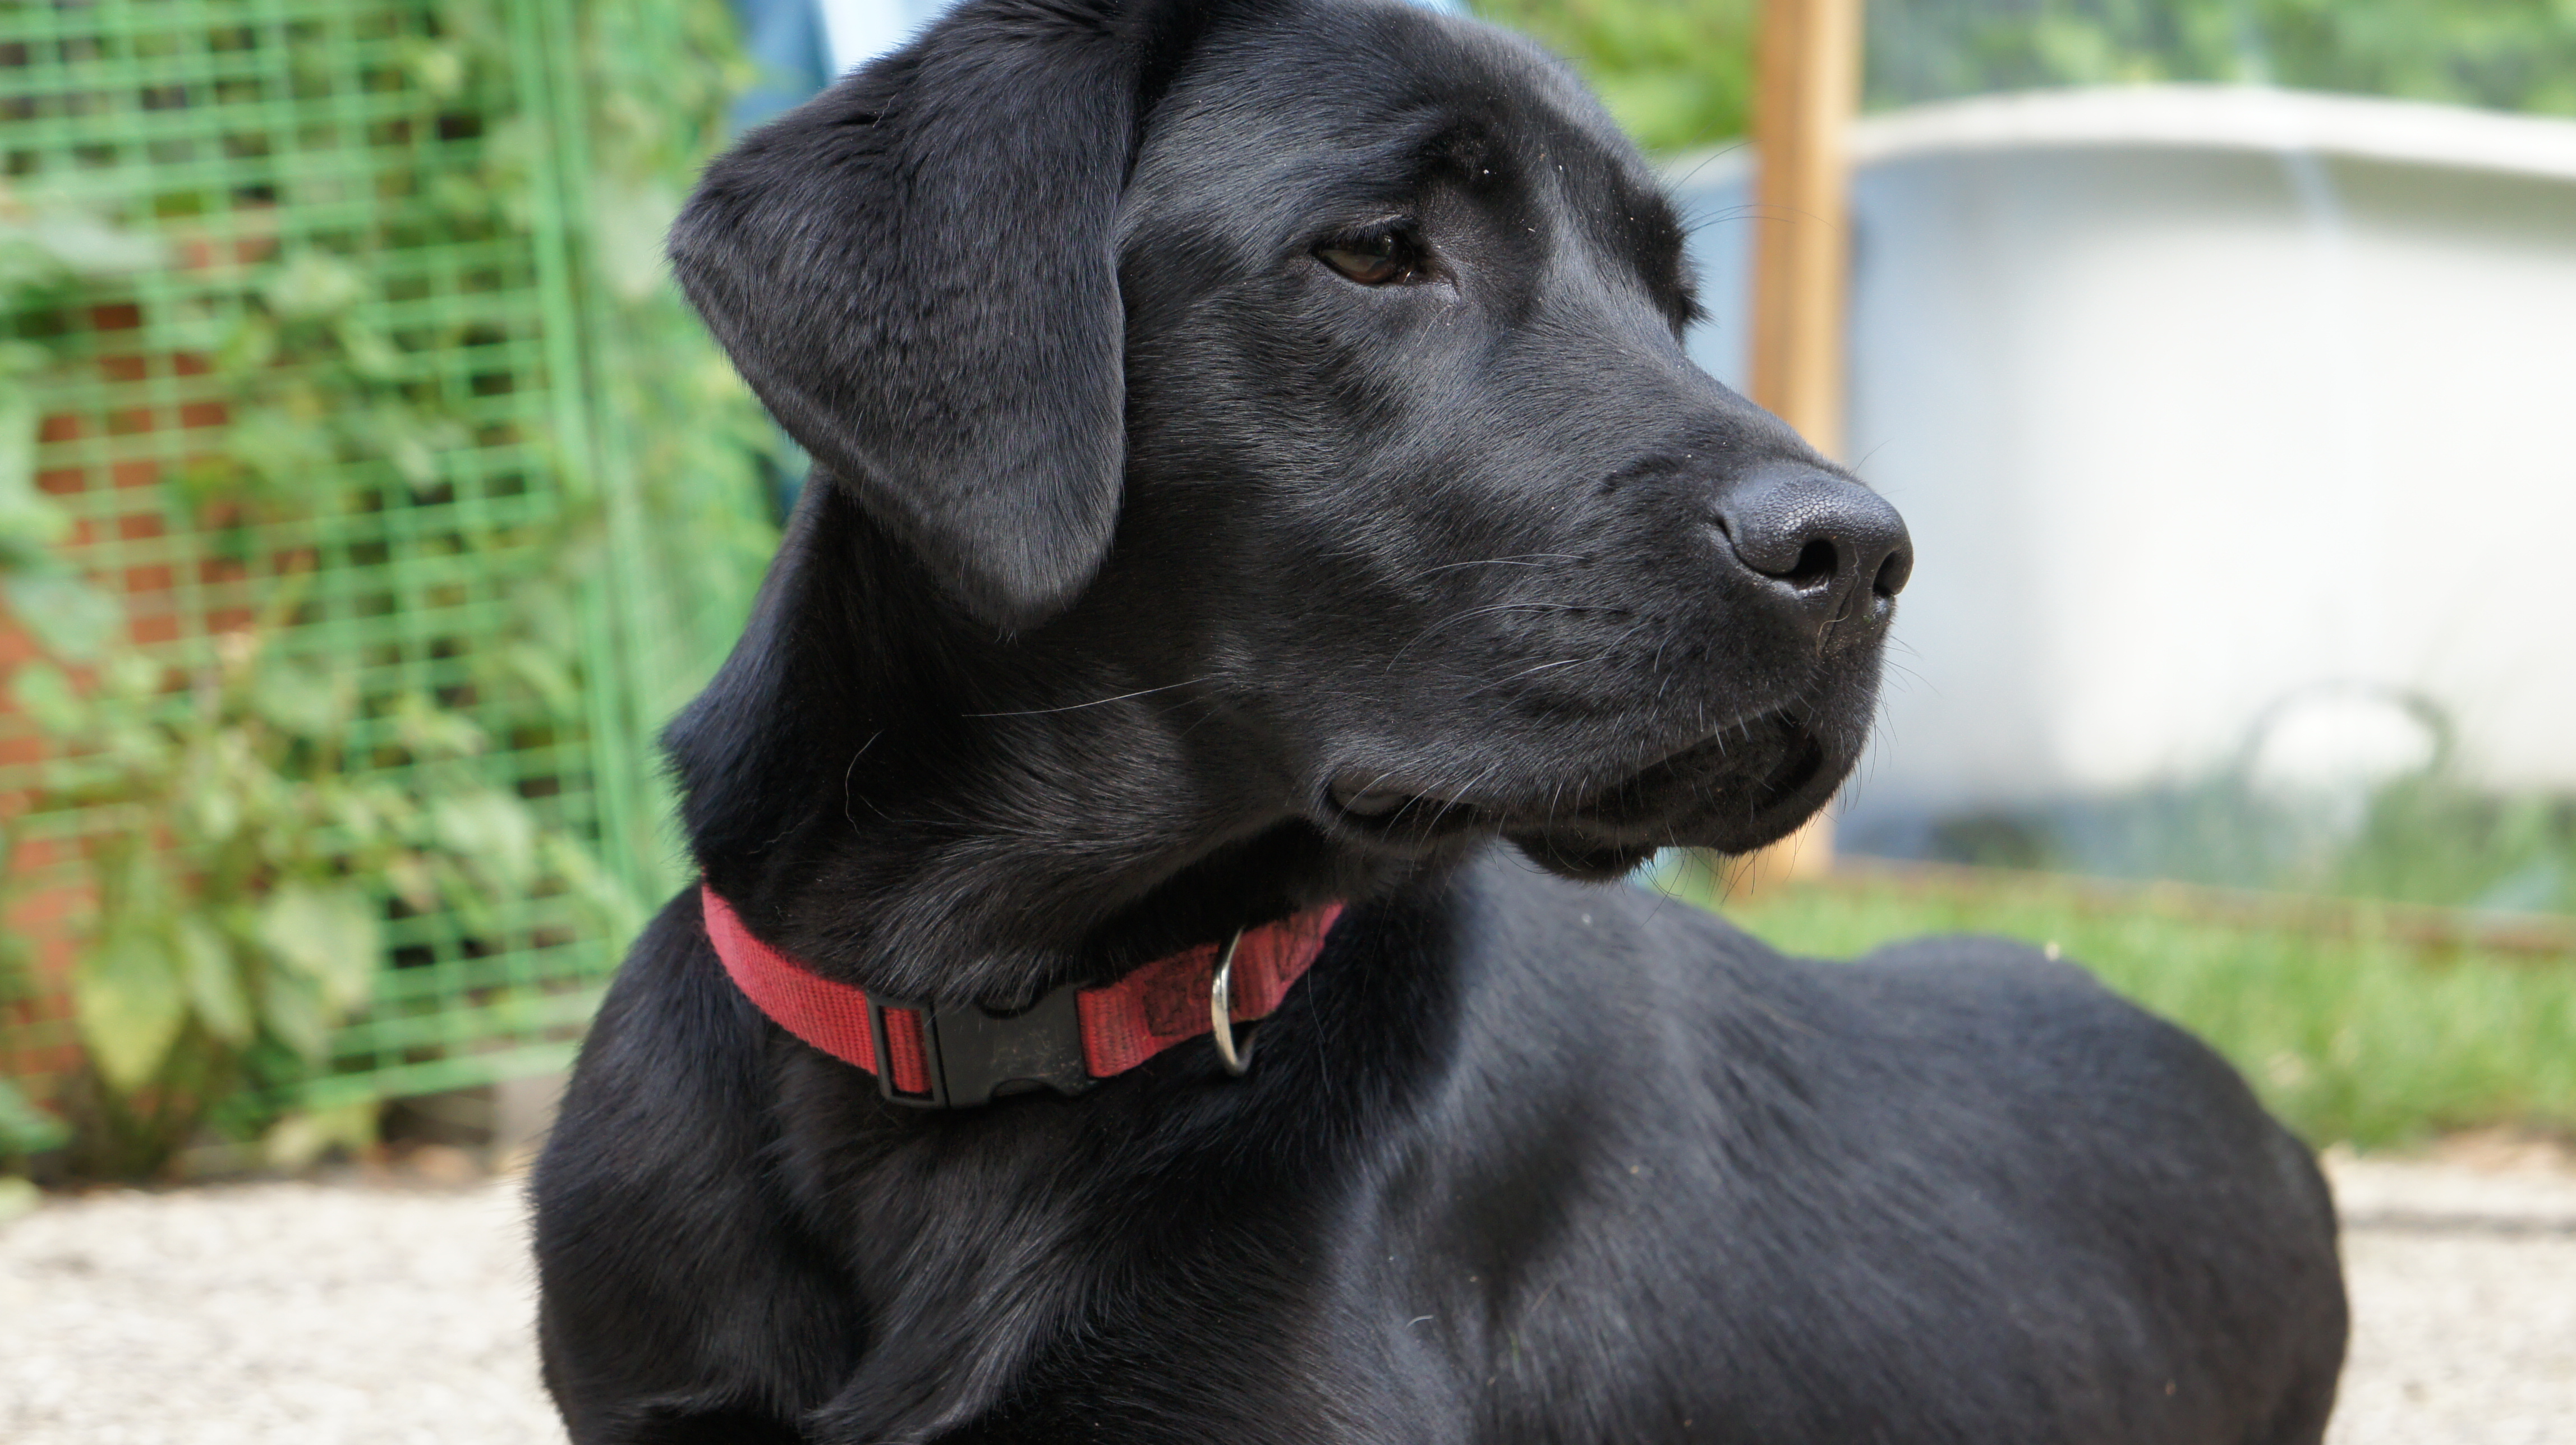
[1330,864,2348,1444]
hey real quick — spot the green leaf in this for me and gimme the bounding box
[331,318,403,381]
[498,641,581,719]
[73,928,187,1094]
[261,1101,377,1170]
[541,832,642,941]
[0,906,29,1004]
[382,851,439,912]
[0,340,56,379]
[0,385,70,567]
[258,966,330,1062]
[0,515,66,572]
[99,651,161,703]
[248,657,348,737]
[592,181,684,301]
[220,404,337,490]
[260,250,369,321]
[324,783,400,849]
[174,917,254,1046]
[0,1076,70,1157]
[210,315,278,378]
[392,698,487,758]
[4,570,122,660]
[432,789,538,886]
[10,659,86,735]
[257,883,381,1014]
[401,41,467,99]
[8,207,163,277]
[99,717,174,774]
[180,764,245,843]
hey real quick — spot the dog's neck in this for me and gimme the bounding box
[664,478,1448,1008]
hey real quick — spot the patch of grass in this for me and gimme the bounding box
[1663,865,2576,1151]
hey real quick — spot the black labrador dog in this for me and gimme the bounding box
[532,0,2348,1439]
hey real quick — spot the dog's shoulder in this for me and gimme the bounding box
[532,893,865,1420]
[546,891,773,1159]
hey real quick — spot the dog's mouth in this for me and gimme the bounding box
[1319,710,1839,881]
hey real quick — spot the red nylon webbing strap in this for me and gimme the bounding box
[1077,903,1346,1075]
[701,886,932,1094]
[700,885,1344,1090]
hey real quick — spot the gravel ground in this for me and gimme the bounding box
[2,1146,2571,1444]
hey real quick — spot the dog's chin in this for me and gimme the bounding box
[1503,835,1666,883]
[1319,711,1856,883]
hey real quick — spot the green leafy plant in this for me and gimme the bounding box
[1870,0,2576,116]
[0,0,774,1179]
[1475,0,2576,154]
[1473,0,1760,152]
[1,193,158,662]
[1904,718,2575,920]
[12,598,628,1175]
[2334,776,2575,915]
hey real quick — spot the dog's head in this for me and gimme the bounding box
[671,0,1908,893]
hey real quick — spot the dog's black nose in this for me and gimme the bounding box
[1714,467,1912,639]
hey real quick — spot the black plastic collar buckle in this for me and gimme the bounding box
[863,985,1097,1109]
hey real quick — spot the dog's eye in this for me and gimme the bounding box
[1317,232,1415,286]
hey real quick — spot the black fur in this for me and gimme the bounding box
[534,1,2348,1439]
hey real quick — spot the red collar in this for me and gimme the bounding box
[701,885,1345,1108]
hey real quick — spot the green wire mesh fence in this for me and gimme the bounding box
[1,0,772,1154]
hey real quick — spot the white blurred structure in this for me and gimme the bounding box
[811,0,949,72]
[1670,86,2576,837]
[811,0,1465,75]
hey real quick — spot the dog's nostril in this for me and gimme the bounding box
[1782,539,1838,590]
[1873,546,1912,599]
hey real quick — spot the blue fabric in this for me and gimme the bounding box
[729,0,834,130]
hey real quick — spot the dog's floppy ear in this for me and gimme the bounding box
[671,0,1221,631]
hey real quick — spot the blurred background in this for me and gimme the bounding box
[0,0,2569,1199]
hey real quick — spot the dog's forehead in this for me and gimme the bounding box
[1130,1,1669,239]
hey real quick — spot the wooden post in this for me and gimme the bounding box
[1750,0,1862,457]
[1729,0,1864,896]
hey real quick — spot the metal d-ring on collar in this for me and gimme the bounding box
[1208,927,1252,1076]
